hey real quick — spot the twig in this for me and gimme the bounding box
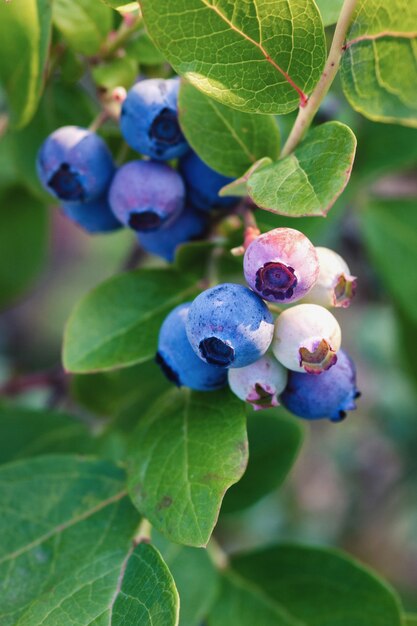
[120,242,148,272]
[207,537,229,570]
[281,0,358,157]
[100,14,142,60]
[134,518,152,545]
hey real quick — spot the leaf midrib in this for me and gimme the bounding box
[0,489,127,564]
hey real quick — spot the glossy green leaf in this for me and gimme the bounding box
[141,0,326,115]
[0,0,52,128]
[315,0,343,26]
[341,0,417,127]
[208,572,294,626]
[154,531,219,626]
[63,269,198,373]
[222,409,304,514]
[72,359,171,430]
[0,405,94,464]
[53,0,113,56]
[178,82,280,178]
[128,388,248,547]
[229,545,403,626]
[0,186,48,309]
[246,122,357,217]
[0,456,175,625]
[361,200,417,323]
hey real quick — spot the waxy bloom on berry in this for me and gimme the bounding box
[228,354,288,410]
[272,304,341,374]
[280,350,360,421]
[304,247,357,308]
[156,303,227,391]
[243,228,319,304]
[186,283,274,369]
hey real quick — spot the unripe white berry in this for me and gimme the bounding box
[228,354,288,410]
[272,304,341,374]
[304,247,357,308]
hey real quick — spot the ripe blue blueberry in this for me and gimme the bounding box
[138,204,208,262]
[228,354,288,411]
[109,160,185,232]
[303,247,357,308]
[61,195,121,234]
[186,283,274,369]
[280,349,360,422]
[272,304,341,374]
[156,303,227,391]
[244,228,319,303]
[120,78,189,161]
[37,126,114,203]
[179,152,238,212]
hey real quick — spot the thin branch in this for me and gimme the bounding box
[281,0,359,158]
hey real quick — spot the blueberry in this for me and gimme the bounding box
[108,160,185,232]
[228,354,288,411]
[179,152,238,212]
[156,303,227,391]
[303,247,357,308]
[120,78,189,161]
[37,126,114,203]
[272,304,341,374]
[244,228,319,304]
[61,195,121,234]
[186,283,274,369]
[280,349,359,421]
[138,204,208,262]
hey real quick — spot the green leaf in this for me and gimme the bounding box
[100,0,138,9]
[355,121,417,181]
[341,0,417,127]
[127,388,248,547]
[246,122,357,217]
[63,268,198,373]
[0,186,48,309]
[315,0,343,27]
[178,82,280,178]
[222,409,304,514]
[154,531,219,626]
[72,359,171,430]
[126,31,166,65]
[53,0,113,56]
[228,545,403,626]
[0,405,94,464]
[208,572,295,626]
[175,241,216,281]
[0,456,179,626]
[141,0,326,115]
[0,456,176,625]
[361,200,417,323]
[0,0,52,128]
[92,56,137,91]
[404,616,417,626]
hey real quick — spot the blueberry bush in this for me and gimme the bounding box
[1,0,417,624]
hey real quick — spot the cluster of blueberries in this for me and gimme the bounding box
[36,77,236,261]
[36,76,360,423]
[157,236,359,423]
